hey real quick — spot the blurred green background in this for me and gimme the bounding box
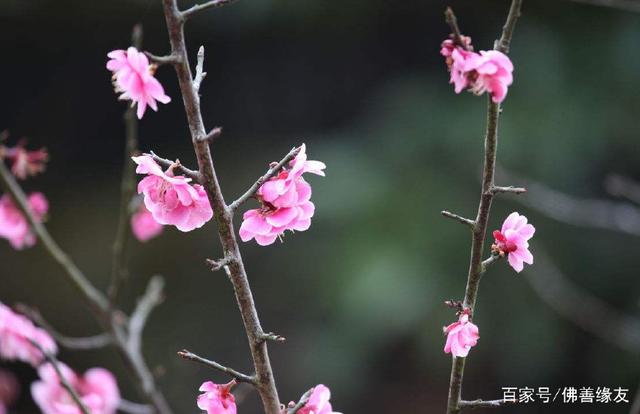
[1,0,639,413]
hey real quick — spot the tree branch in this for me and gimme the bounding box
[446,2,523,413]
[193,46,207,94]
[144,52,182,66]
[128,276,165,355]
[29,340,92,414]
[178,349,257,384]
[488,185,526,195]
[108,24,143,302]
[149,152,202,181]
[459,399,514,409]
[182,0,240,20]
[441,210,476,229]
[160,1,281,412]
[444,8,470,51]
[286,388,314,414]
[118,400,154,414]
[228,146,301,212]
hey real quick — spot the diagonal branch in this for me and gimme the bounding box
[228,146,301,212]
[178,349,257,384]
[128,276,165,355]
[459,399,514,409]
[441,210,476,229]
[149,152,202,181]
[182,0,240,20]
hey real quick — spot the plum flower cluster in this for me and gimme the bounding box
[133,155,213,232]
[492,212,535,273]
[107,47,171,119]
[32,362,120,414]
[443,310,479,358]
[0,302,57,366]
[239,144,325,246]
[197,380,237,414]
[440,37,514,103]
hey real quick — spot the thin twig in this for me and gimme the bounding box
[160,1,281,412]
[480,254,501,272]
[29,339,92,414]
[15,305,113,350]
[144,52,182,66]
[118,400,154,414]
[149,152,202,181]
[178,350,257,384]
[182,0,240,20]
[446,2,523,413]
[109,24,143,302]
[459,399,514,409]
[193,46,207,94]
[488,185,526,195]
[441,210,476,229]
[286,388,314,414]
[128,276,165,355]
[228,146,301,211]
[444,8,470,51]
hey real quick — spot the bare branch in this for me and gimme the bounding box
[444,8,470,51]
[286,388,314,414]
[29,339,92,414]
[15,305,112,350]
[488,185,526,195]
[149,152,202,181]
[206,257,232,272]
[258,332,286,343]
[118,400,154,414]
[182,0,240,20]
[200,127,223,144]
[144,52,181,66]
[441,210,476,229]
[480,254,501,272]
[178,350,257,384]
[129,276,165,354]
[228,146,301,211]
[459,399,514,409]
[193,46,207,94]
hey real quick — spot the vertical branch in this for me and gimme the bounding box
[109,24,143,301]
[159,2,281,413]
[445,1,523,413]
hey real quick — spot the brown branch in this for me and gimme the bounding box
[444,8,470,51]
[178,350,257,384]
[160,1,281,412]
[108,24,143,302]
[228,146,301,212]
[286,388,314,414]
[29,339,92,414]
[149,152,202,181]
[480,254,501,272]
[0,161,173,414]
[459,399,514,409]
[15,304,113,350]
[182,0,240,20]
[144,52,182,66]
[445,1,523,413]
[441,210,476,229]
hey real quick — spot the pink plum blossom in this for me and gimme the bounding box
[0,369,20,414]
[297,384,341,414]
[441,38,514,103]
[197,380,236,414]
[492,212,535,273]
[444,310,479,358]
[239,144,325,246]
[31,363,120,414]
[0,140,48,180]
[0,302,57,366]
[0,192,48,250]
[133,155,213,232]
[131,202,164,242]
[107,47,171,119]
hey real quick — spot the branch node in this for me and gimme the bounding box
[258,331,286,344]
[206,256,232,272]
[199,127,222,144]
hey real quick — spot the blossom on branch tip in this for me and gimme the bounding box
[0,192,48,250]
[492,212,535,273]
[443,310,479,358]
[131,202,164,242]
[296,384,341,414]
[441,38,514,103]
[0,139,48,180]
[133,155,213,232]
[239,144,325,246]
[0,302,57,366]
[197,380,237,414]
[107,47,171,119]
[31,363,120,414]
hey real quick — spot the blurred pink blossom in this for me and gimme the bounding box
[32,363,120,414]
[0,302,57,366]
[197,380,236,414]
[0,192,48,250]
[107,47,171,119]
[493,212,535,273]
[239,144,324,246]
[133,155,213,232]
[0,369,20,414]
[131,202,163,242]
[0,141,48,180]
[297,384,341,414]
[441,38,514,103]
[443,311,479,358]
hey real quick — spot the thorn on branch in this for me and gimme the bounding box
[144,52,181,66]
[198,127,222,144]
[441,210,476,228]
[206,256,232,272]
[177,349,257,385]
[182,0,239,20]
[258,331,286,344]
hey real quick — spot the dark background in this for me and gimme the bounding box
[1,0,639,413]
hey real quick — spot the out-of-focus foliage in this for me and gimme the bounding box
[1,1,639,413]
